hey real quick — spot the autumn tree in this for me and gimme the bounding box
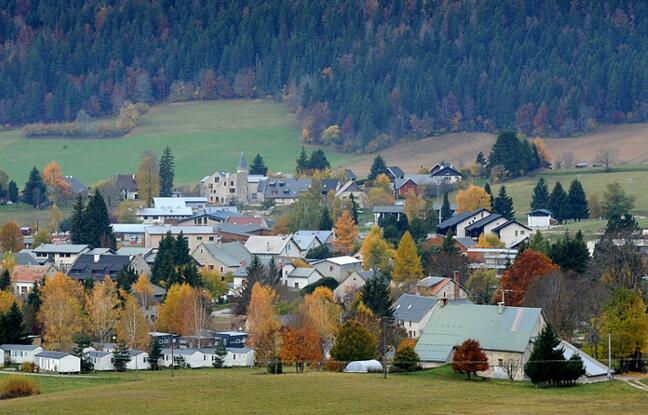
[392,231,423,284]
[455,185,491,213]
[404,191,425,222]
[87,278,120,344]
[499,250,559,306]
[0,290,17,314]
[199,267,229,300]
[156,283,196,336]
[247,283,281,366]
[475,232,504,249]
[595,289,648,359]
[132,274,155,310]
[116,293,150,350]
[465,269,498,305]
[330,320,377,363]
[300,287,340,353]
[136,152,160,206]
[280,323,322,373]
[48,204,63,232]
[39,273,85,352]
[0,221,24,253]
[359,225,392,271]
[42,160,71,201]
[365,187,395,209]
[115,199,138,223]
[332,210,359,255]
[452,339,489,379]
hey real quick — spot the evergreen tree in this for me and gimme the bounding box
[69,195,86,244]
[23,167,47,208]
[549,231,589,274]
[23,282,42,335]
[483,183,494,208]
[7,181,18,203]
[308,149,330,171]
[440,192,452,222]
[151,232,176,285]
[83,191,116,249]
[488,131,539,178]
[493,186,515,219]
[349,193,359,225]
[265,257,281,287]
[0,269,11,291]
[605,213,638,236]
[362,271,393,318]
[249,153,268,175]
[159,146,175,197]
[441,230,457,254]
[530,177,550,211]
[2,302,28,344]
[524,325,574,386]
[528,231,549,255]
[567,180,589,221]
[234,255,265,315]
[148,340,162,370]
[213,339,227,368]
[475,152,487,166]
[548,182,569,223]
[319,205,333,230]
[113,341,132,372]
[73,335,94,372]
[116,266,139,291]
[368,155,388,181]
[296,147,309,175]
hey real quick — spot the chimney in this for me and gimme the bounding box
[453,271,461,300]
[497,301,505,314]
[440,291,448,307]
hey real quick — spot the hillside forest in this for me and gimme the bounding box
[1,0,647,151]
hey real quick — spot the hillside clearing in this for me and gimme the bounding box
[0,367,644,415]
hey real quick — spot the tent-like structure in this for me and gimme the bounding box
[559,340,611,382]
[343,359,383,373]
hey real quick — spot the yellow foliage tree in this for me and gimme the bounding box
[135,153,160,207]
[272,214,291,235]
[42,160,71,200]
[116,293,150,350]
[247,283,281,364]
[300,287,340,351]
[374,173,392,191]
[533,137,551,166]
[0,290,17,314]
[1,252,16,273]
[115,200,139,223]
[404,191,425,221]
[87,278,120,344]
[455,184,491,212]
[366,187,395,209]
[392,231,423,284]
[0,221,24,253]
[200,267,228,299]
[333,210,359,255]
[39,273,85,352]
[359,225,393,271]
[132,274,155,308]
[117,102,140,130]
[475,232,505,248]
[48,204,63,232]
[156,283,195,335]
[32,229,52,249]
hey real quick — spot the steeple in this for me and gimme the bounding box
[237,152,248,172]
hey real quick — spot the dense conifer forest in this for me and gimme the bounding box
[1,0,647,150]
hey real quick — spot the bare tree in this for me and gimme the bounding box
[595,148,618,172]
[560,151,575,170]
[500,358,522,382]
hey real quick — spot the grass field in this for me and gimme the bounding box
[0,366,644,415]
[0,203,73,228]
[0,100,358,186]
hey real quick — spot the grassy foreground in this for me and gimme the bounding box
[0,100,358,185]
[0,366,644,415]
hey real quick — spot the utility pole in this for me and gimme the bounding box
[171,335,175,379]
[607,332,612,380]
[381,317,394,379]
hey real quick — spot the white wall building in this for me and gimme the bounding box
[1,344,43,364]
[225,347,255,367]
[87,351,114,371]
[34,351,81,373]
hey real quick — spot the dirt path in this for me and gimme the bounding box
[616,375,648,392]
[0,370,99,379]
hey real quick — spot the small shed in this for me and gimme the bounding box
[225,347,255,367]
[527,209,554,230]
[88,351,114,371]
[343,360,383,373]
[34,351,81,373]
[127,350,150,370]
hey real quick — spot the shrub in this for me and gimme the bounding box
[0,376,40,400]
[392,345,420,372]
[19,362,38,373]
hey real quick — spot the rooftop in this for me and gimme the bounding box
[35,351,72,359]
[393,294,438,322]
[33,244,90,254]
[145,225,216,235]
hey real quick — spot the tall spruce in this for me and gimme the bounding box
[73,335,94,372]
[548,181,569,223]
[7,181,18,203]
[23,166,47,208]
[349,193,359,225]
[0,269,11,291]
[1,302,28,344]
[113,341,131,372]
[549,231,589,274]
[69,195,86,244]
[484,182,494,208]
[84,191,116,249]
[249,153,268,175]
[567,179,589,221]
[296,147,309,176]
[148,340,162,370]
[368,155,388,181]
[151,232,176,285]
[152,232,200,286]
[530,177,550,211]
[488,131,540,178]
[159,146,175,197]
[440,192,452,222]
[362,271,393,318]
[493,186,515,219]
[524,325,565,386]
[319,205,333,230]
[308,149,330,171]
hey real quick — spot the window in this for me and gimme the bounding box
[209,236,214,241]
[330,266,334,272]
[294,282,299,288]
[209,265,214,270]
[197,236,203,240]
[220,266,224,273]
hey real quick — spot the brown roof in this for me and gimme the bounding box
[11,265,52,283]
[226,216,264,226]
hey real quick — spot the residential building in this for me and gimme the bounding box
[335,180,366,208]
[200,153,249,205]
[214,331,248,348]
[437,209,490,238]
[67,253,151,282]
[262,178,312,205]
[416,273,469,300]
[144,226,218,251]
[34,351,81,373]
[386,166,404,181]
[281,266,325,289]
[10,264,56,296]
[292,232,323,255]
[463,213,508,238]
[117,174,138,200]
[160,348,207,368]
[127,350,150,370]
[466,248,518,275]
[422,235,476,254]
[334,270,373,303]
[243,235,301,261]
[225,347,255,367]
[528,209,554,230]
[393,294,438,338]
[136,206,194,224]
[373,205,405,224]
[415,302,545,380]
[214,223,271,243]
[191,241,251,274]
[293,230,335,246]
[178,207,242,226]
[87,351,114,371]
[111,224,148,246]
[153,197,208,211]
[312,256,362,282]
[247,175,268,203]
[491,220,531,248]
[429,163,463,184]
[32,244,91,272]
[1,344,43,364]
[63,176,87,195]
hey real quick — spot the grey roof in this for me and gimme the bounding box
[491,219,531,233]
[116,247,155,258]
[64,176,87,194]
[128,349,147,357]
[294,230,333,243]
[244,235,294,255]
[372,205,405,214]
[288,267,319,278]
[321,179,340,193]
[529,209,553,216]
[292,233,321,251]
[33,244,90,254]
[137,207,194,217]
[454,237,477,249]
[464,213,503,234]
[417,276,447,288]
[35,351,72,359]
[67,254,132,281]
[393,294,438,322]
[87,351,111,358]
[387,166,404,178]
[15,252,40,265]
[116,174,137,191]
[343,169,357,181]
[438,209,489,231]
[161,348,203,356]
[145,225,216,235]
[415,303,543,362]
[227,347,253,354]
[200,242,251,268]
[0,344,40,351]
[430,165,462,177]
[180,209,242,224]
[215,223,268,236]
[111,224,148,234]
[263,178,312,199]
[394,175,439,189]
[88,248,115,255]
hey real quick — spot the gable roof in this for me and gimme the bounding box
[393,294,438,322]
[137,207,194,217]
[197,242,251,268]
[145,225,216,235]
[64,176,87,194]
[430,165,462,177]
[33,244,90,254]
[464,213,503,233]
[294,230,334,244]
[292,233,321,251]
[116,174,137,191]
[529,209,553,217]
[87,351,111,358]
[263,178,312,199]
[373,205,405,214]
[11,265,52,284]
[161,348,203,356]
[314,256,361,266]
[437,210,477,230]
[288,267,320,278]
[415,303,543,362]
[35,351,72,359]
[226,216,265,226]
[244,235,294,255]
[387,166,404,178]
[0,344,41,351]
[67,254,132,281]
[336,180,362,196]
[491,219,532,233]
[417,276,448,288]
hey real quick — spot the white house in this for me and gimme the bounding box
[437,209,491,238]
[393,294,439,339]
[527,209,554,230]
[127,350,150,370]
[491,220,532,248]
[87,351,114,371]
[32,244,91,272]
[334,270,373,303]
[161,348,207,368]
[225,347,255,367]
[281,266,325,289]
[291,232,323,255]
[34,351,81,373]
[1,344,43,364]
[313,256,362,282]
[244,235,301,261]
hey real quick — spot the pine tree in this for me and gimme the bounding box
[349,193,359,225]
[368,155,388,181]
[148,340,162,370]
[151,232,177,285]
[441,230,457,254]
[23,283,42,335]
[23,166,47,208]
[493,186,515,219]
[84,191,116,249]
[440,192,452,222]
[0,269,11,291]
[3,302,28,344]
[213,339,227,368]
[69,195,86,244]
[524,325,566,386]
[113,341,132,372]
[73,335,94,372]
[7,181,18,203]
[319,205,333,230]
[483,183,494,208]
[159,146,175,197]
[234,255,265,315]
[549,231,589,273]
[528,231,549,255]
[308,149,330,171]
[249,153,268,175]
[296,147,309,176]
[549,182,569,223]
[362,271,393,317]
[530,177,550,211]
[116,266,139,291]
[567,179,589,221]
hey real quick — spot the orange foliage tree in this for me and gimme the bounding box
[300,287,340,353]
[455,185,491,212]
[42,160,71,201]
[156,283,195,336]
[333,210,359,255]
[247,283,281,365]
[499,249,559,306]
[280,323,323,373]
[0,221,24,253]
[452,339,489,379]
[116,293,150,350]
